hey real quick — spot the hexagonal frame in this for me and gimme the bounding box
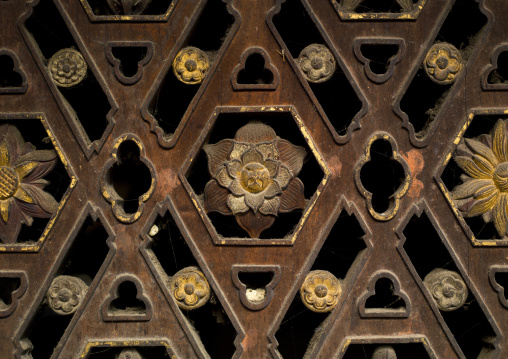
[180,105,331,245]
[435,109,508,246]
[78,0,179,22]
[0,113,76,252]
[329,0,427,21]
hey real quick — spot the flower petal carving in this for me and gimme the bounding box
[423,268,468,312]
[0,125,59,244]
[47,275,88,315]
[451,119,508,238]
[168,267,210,310]
[203,121,307,237]
[300,270,341,313]
[424,43,463,85]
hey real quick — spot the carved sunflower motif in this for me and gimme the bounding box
[451,119,508,238]
[169,267,210,310]
[106,0,151,15]
[47,275,88,315]
[48,49,87,87]
[423,268,468,312]
[172,47,210,85]
[0,125,59,244]
[424,43,463,85]
[204,121,307,237]
[297,44,336,83]
[300,270,341,313]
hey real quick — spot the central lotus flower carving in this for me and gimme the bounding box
[452,119,508,238]
[204,121,307,238]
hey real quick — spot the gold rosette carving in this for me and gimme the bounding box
[47,275,88,315]
[48,49,87,87]
[172,47,210,85]
[423,268,468,312]
[169,267,210,310]
[424,43,463,85]
[300,270,341,313]
[297,44,336,83]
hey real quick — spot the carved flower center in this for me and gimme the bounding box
[442,284,455,298]
[185,59,198,72]
[494,162,508,192]
[184,283,195,295]
[0,166,19,200]
[436,56,449,70]
[311,57,323,70]
[314,284,328,298]
[240,163,270,193]
[58,288,72,302]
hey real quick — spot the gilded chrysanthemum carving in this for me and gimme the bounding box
[106,0,151,15]
[423,268,468,312]
[172,47,210,85]
[424,43,463,85]
[204,121,307,237]
[300,270,341,313]
[47,275,88,315]
[297,44,336,83]
[451,119,508,238]
[169,267,210,310]
[0,125,59,244]
[48,49,87,87]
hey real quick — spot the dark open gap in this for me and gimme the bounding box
[273,0,362,137]
[111,46,148,78]
[360,44,399,75]
[85,0,172,16]
[402,212,497,358]
[237,53,274,85]
[0,277,21,307]
[359,139,405,214]
[343,343,430,359]
[441,115,503,240]
[187,112,323,239]
[109,281,146,314]
[488,51,508,84]
[276,209,366,358]
[24,0,111,144]
[151,0,234,137]
[238,272,273,290]
[365,278,405,310]
[400,0,487,137]
[494,273,508,303]
[3,120,71,244]
[24,216,109,359]
[109,140,152,214]
[0,55,23,88]
[88,346,171,358]
[146,211,236,359]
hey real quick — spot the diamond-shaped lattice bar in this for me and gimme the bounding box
[0,115,75,251]
[140,199,238,358]
[182,106,330,245]
[438,111,508,245]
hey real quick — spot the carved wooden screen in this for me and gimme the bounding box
[2,0,508,358]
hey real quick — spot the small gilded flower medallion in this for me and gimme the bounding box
[172,47,210,85]
[169,267,210,310]
[423,268,468,312]
[297,44,336,83]
[300,270,341,313]
[47,275,88,315]
[424,43,463,85]
[48,48,87,87]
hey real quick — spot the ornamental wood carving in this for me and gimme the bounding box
[3,0,508,358]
